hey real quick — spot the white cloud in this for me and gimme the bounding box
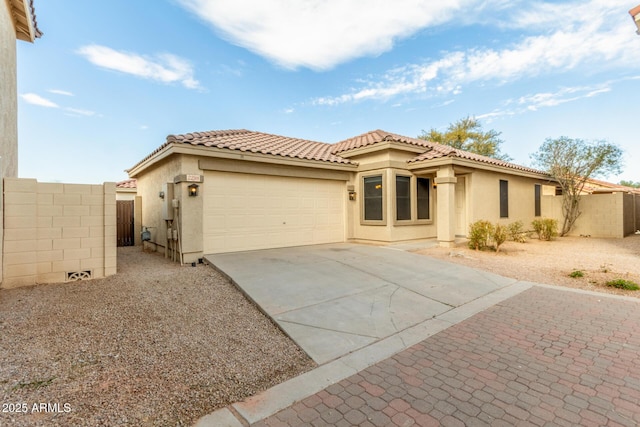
[77,44,201,89]
[312,0,640,105]
[477,83,612,121]
[20,93,99,117]
[20,93,59,108]
[65,107,96,117]
[176,0,475,70]
[48,89,74,96]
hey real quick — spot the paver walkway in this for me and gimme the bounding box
[253,286,640,426]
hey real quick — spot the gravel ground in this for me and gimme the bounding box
[0,247,314,426]
[416,234,640,298]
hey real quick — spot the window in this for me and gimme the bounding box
[499,180,509,218]
[396,175,411,220]
[417,178,430,220]
[534,184,541,217]
[364,175,383,221]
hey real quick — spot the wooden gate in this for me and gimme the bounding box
[116,200,135,247]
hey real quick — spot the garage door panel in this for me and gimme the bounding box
[204,172,345,254]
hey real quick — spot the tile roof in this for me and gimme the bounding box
[332,130,548,175]
[29,0,42,38]
[331,129,432,153]
[130,128,549,177]
[166,129,353,165]
[583,178,640,195]
[116,179,137,189]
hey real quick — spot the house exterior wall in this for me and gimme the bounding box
[1,2,18,179]
[136,153,352,260]
[2,178,116,289]
[541,193,626,238]
[135,155,185,253]
[349,149,437,243]
[467,170,544,228]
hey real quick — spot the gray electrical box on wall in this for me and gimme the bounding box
[162,182,174,220]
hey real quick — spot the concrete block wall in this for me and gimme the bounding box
[542,193,625,238]
[2,178,117,289]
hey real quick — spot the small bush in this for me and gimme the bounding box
[605,279,639,291]
[569,270,584,278]
[493,224,508,253]
[468,220,494,250]
[507,221,528,243]
[531,218,558,241]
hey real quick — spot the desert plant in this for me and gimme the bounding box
[605,279,639,291]
[493,224,508,253]
[569,270,584,278]
[468,220,494,250]
[507,221,527,243]
[531,218,558,241]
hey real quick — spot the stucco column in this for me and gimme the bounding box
[435,166,457,247]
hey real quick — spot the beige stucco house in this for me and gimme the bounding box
[128,129,553,263]
[1,0,41,286]
[1,0,41,178]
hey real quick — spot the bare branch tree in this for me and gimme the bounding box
[531,137,623,236]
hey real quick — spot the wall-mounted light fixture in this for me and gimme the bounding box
[347,184,356,201]
[432,182,438,189]
[159,191,165,199]
[188,183,199,197]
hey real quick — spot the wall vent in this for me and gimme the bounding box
[66,270,92,281]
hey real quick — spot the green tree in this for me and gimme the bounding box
[419,116,512,161]
[531,137,623,236]
[619,180,640,188]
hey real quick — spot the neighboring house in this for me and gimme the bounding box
[630,4,640,35]
[128,129,553,263]
[1,0,41,178]
[1,0,40,286]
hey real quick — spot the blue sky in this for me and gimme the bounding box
[17,0,640,184]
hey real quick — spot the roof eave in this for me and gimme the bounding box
[10,0,40,42]
[408,156,554,180]
[337,141,428,158]
[128,143,358,178]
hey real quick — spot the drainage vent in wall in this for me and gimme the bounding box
[66,270,92,281]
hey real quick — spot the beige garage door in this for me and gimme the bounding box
[203,171,345,254]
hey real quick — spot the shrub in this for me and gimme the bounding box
[507,221,527,243]
[531,218,558,241]
[468,220,494,250]
[493,224,508,253]
[605,279,639,291]
[569,270,584,278]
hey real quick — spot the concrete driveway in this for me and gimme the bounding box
[206,243,520,365]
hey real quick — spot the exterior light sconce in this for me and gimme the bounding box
[347,184,356,201]
[432,182,438,189]
[159,191,165,199]
[188,183,199,197]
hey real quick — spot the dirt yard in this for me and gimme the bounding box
[415,234,640,298]
[0,247,314,426]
